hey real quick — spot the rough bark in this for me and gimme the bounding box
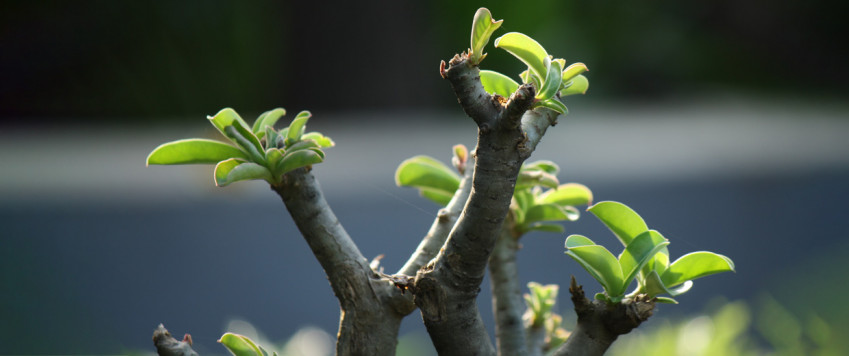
[488,223,528,356]
[271,169,412,356]
[553,277,656,356]
[413,52,545,356]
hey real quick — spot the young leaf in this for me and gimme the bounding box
[644,270,693,298]
[561,63,589,82]
[147,139,248,165]
[286,110,312,146]
[537,183,593,207]
[214,160,272,187]
[618,231,670,292]
[421,189,455,206]
[277,149,324,176]
[661,252,735,288]
[516,169,559,190]
[252,107,286,136]
[588,201,649,246]
[265,148,284,174]
[564,235,625,298]
[395,155,461,198]
[218,332,264,356]
[480,70,520,98]
[301,132,335,148]
[209,108,265,157]
[524,160,559,175]
[534,98,568,115]
[524,204,579,225]
[469,8,503,65]
[559,74,589,97]
[494,32,549,80]
[536,59,563,100]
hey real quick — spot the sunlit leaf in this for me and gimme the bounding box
[661,252,735,288]
[524,160,559,175]
[421,189,454,206]
[480,70,520,98]
[301,132,335,148]
[565,234,595,249]
[561,63,588,82]
[286,110,312,146]
[494,32,549,80]
[618,231,669,291]
[395,155,461,198]
[147,139,247,165]
[516,169,559,190]
[536,59,563,100]
[209,108,264,159]
[537,183,593,207]
[564,234,625,298]
[469,7,503,65]
[277,149,323,176]
[534,98,568,115]
[588,201,648,246]
[214,159,271,187]
[218,332,264,356]
[252,107,286,136]
[559,74,589,97]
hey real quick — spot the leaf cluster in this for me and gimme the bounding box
[147,108,334,186]
[565,201,735,304]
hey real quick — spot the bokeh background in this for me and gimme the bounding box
[2,1,848,354]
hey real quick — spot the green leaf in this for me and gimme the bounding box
[214,159,272,187]
[524,160,559,174]
[480,70,519,97]
[421,189,454,206]
[494,32,549,80]
[561,63,588,82]
[147,139,248,165]
[277,149,324,176]
[516,169,559,190]
[512,188,534,223]
[559,74,589,97]
[265,148,284,174]
[285,110,312,147]
[537,183,593,207]
[588,201,649,246]
[301,132,335,148]
[534,98,568,115]
[252,107,286,136]
[469,7,503,65]
[525,204,579,224]
[618,231,670,292]
[219,332,264,356]
[564,234,625,298]
[395,155,461,197]
[265,126,280,149]
[536,59,563,100]
[209,108,264,158]
[655,297,679,304]
[565,234,595,249]
[661,252,735,288]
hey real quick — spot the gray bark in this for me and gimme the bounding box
[489,222,528,356]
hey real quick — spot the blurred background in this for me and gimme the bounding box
[2,0,848,354]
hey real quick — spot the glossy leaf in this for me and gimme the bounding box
[564,234,625,298]
[565,234,595,249]
[252,107,286,136]
[561,63,589,82]
[214,159,271,187]
[525,204,578,224]
[494,32,549,80]
[147,139,247,165]
[588,201,648,246]
[301,132,335,148]
[559,74,589,97]
[219,332,264,356]
[469,8,502,65]
[209,108,264,159]
[286,110,312,146]
[277,149,323,176]
[537,183,593,207]
[644,270,694,298]
[534,98,568,115]
[395,155,461,197]
[661,252,735,288]
[536,59,563,100]
[480,70,519,97]
[618,231,669,291]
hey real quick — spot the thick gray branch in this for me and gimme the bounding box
[553,277,655,356]
[489,223,528,356]
[272,169,411,355]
